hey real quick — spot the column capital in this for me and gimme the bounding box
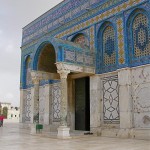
[32,77,40,85]
[56,62,70,79]
[58,70,70,79]
[31,71,41,85]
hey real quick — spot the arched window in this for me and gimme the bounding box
[103,25,116,66]
[26,56,32,86]
[132,13,149,57]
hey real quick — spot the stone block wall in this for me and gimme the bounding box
[90,65,150,139]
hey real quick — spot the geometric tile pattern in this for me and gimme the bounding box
[90,26,95,52]
[65,50,75,62]
[24,89,31,122]
[22,0,143,45]
[64,49,94,66]
[39,86,46,123]
[103,75,120,124]
[52,84,61,121]
[56,0,144,40]
[133,13,149,57]
[103,26,116,65]
[73,34,89,49]
[117,18,125,64]
[22,0,123,45]
[26,57,32,86]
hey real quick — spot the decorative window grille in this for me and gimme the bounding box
[132,13,149,57]
[102,75,120,124]
[103,26,116,66]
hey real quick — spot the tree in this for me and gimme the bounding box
[3,107,8,118]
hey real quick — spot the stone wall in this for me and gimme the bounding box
[90,66,150,139]
[132,65,150,128]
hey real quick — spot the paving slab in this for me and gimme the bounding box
[0,122,150,150]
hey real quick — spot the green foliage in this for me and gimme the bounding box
[3,107,8,118]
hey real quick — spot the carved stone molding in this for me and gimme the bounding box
[55,62,95,74]
[32,77,40,85]
[31,70,60,84]
[58,70,70,79]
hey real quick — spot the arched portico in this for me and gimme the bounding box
[29,37,95,138]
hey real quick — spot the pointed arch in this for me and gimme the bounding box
[97,21,117,73]
[127,8,150,66]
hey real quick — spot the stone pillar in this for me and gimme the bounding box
[56,68,70,138]
[43,84,50,125]
[20,89,25,123]
[30,77,40,124]
[90,76,101,133]
[118,68,133,136]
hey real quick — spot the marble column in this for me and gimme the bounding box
[57,69,70,138]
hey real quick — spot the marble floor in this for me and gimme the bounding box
[0,122,150,150]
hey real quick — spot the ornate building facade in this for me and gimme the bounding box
[20,0,150,139]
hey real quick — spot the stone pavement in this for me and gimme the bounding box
[0,121,150,150]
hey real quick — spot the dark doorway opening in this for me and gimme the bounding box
[75,77,90,131]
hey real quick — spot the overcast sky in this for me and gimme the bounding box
[0,0,63,107]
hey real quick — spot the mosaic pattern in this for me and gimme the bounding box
[56,0,144,39]
[24,89,31,122]
[39,86,46,123]
[26,57,32,86]
[65,50,75,62]
[133,14,149,57]
[103,75,120,124]
[64,49,94,66]
[117,18,125,64]
[52,84,61,121]
[73,34,89,49]
[22,0,144,45]
[90,26,95,52]
[103,26,116,65]
[22,0,121,45]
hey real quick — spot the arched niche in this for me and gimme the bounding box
[71,33,89,49]
[37,43,57,73]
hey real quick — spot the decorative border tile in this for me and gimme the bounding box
[116,17,125,65]
[56,0,145,39]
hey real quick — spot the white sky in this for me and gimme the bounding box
[0,0,63,107]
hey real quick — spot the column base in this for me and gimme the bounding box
[57,126,71,139]
[30,124,36,134]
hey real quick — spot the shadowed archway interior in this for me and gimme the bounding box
[38,44,57,73]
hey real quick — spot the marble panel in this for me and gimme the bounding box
[52,83,61,122]
[133,83,150,112]
[118,69,132,86]
[120,112,133,129]
[134,112,150,128]
[132,65,150,85]
[90,76,101,128]
[39,86,46,124]
[119,85,132,112]
[102,75,120,124]
[24,89,32,122]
